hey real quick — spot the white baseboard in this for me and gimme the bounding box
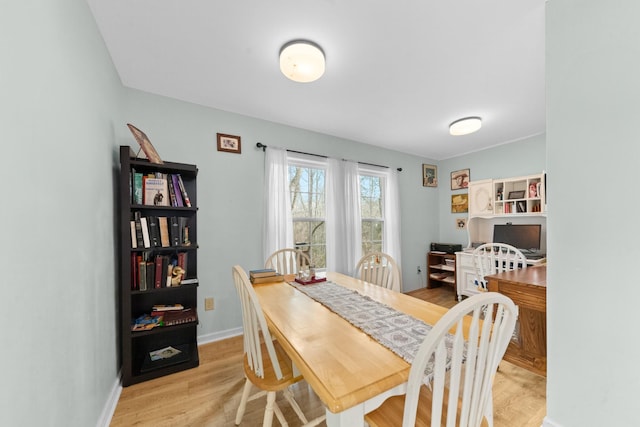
[96,375,122,427]
[542,416,562,427]
[198,327,243,345]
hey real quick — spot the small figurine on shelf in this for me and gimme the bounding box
[496,189,503,201]
[529,182,538,198]
[171,266,185,286]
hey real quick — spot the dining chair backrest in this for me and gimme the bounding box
[232,265,282,380]
[265,248,311,275]
[355,252,402,292]
[472,243,527,291]
[402,292,517,427]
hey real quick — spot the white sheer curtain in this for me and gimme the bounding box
[263,147,293,262]
[383,168,402,278]
[326,159,361,275]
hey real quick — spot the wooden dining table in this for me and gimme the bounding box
[252,271,468,427]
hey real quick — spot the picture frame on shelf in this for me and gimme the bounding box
[217,133,242,154]
[422,164,437,187]
[127,123,164,164]
[508,190,525,199]
[451,193,468,213]
[451,168,470,190]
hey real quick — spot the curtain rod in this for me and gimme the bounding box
[255,142,402,172]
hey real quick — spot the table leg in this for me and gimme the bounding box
[325,404,365,427]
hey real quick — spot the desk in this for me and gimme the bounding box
[486,265,546,376]
[253,271,462,427]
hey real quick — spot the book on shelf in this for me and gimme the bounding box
[249,268,277,278]
[170,216,181,246]
[158,216,171,247]
[139,217,151,248]
[167,175,177,207]
[250,274,285,284]
[134,215,144,247]
[147,216,161,247]
[132,169,143,204]
[131,313,163,331]
[151,304,184,312]
[149,346,182,361]
[176,174,191,207]
[143,177,169,206]
[171,174,184,207]
[130,221,137,249]
[162,308,197,326]
[179,278,199,285]
[177,252,188,278]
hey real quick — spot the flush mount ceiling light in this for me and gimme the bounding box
[449,116,482,136]
[279,40,325,83]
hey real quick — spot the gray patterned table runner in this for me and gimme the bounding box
[290,280,459,380]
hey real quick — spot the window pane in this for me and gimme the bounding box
[361,173,384,255]
[290,163,326,268]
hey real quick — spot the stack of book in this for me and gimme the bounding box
[249,269,284,284]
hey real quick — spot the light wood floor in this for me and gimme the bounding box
[110,285,546,426]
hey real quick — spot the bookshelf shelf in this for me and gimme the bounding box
[119,146,200,386]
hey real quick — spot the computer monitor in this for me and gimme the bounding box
[493,224,541,252]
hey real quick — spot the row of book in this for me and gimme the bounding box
[131,252,191,291]
[131,169,192,207]
[131,214,191,249]
[131,305,198,331]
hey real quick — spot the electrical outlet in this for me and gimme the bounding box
[417,266,422,274]
[205,297,214,311]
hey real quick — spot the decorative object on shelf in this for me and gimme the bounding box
[455,218,467,229]
[507,190,525,199]
[451,168,470,190]
[451,193,468,213]
[422,164,437,187]
[216,133,242,154]
[127,123,164,164]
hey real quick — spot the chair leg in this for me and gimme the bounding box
[283,387,309,424]
[235,378,253,425]
[272,401,288,427]
[263,391,279,427]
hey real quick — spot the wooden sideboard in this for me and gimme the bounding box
[486,265,547,377]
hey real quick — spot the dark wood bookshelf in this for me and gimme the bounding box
[118,146,200,386]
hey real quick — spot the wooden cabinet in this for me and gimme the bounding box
[487,266,547,376]
[118,146,200,386]
[427,252,456,291]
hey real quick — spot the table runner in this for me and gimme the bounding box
[290,280,463,381]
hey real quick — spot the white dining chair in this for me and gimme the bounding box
[365,292,518,427]
[232,265,324,427]
[265,248,311,275]
[472,243,527,291]
[355,252,402,292]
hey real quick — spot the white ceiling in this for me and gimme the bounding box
[87,0,545,160]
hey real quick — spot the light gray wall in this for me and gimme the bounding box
[1,0,123,426]
[437,135,546,246]
[119,88,442,337]
[546,1,640,426]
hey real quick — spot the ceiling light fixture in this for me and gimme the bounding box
[279,40,325,83]
[449,117,482,136]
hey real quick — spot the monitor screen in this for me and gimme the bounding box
[493,224,541,251]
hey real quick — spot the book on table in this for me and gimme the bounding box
[249,268,277,278]
[250,274,284,284]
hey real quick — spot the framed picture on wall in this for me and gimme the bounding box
[423,164,437,187]
[451,193,468,213]
[217,133,242,154]
[451,169,470,190]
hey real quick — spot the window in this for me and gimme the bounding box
[289,161,326,268]
[360,172,384,255]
